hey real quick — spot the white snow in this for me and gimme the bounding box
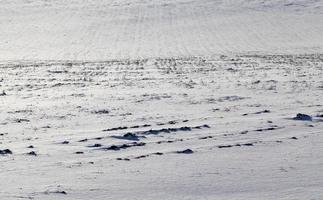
[1,0,323,199]
[1,0,323,60]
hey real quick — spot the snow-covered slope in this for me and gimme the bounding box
[0,0,323,60]
[1,0,323,199]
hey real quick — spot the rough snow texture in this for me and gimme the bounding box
[1,0,323,200]
[1,55,323,199]
[1,0,323,60]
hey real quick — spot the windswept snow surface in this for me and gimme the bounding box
[1,55,323,199]
[1,0,323,200]
[0,0,323,60]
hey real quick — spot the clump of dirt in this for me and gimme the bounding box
[0,149,12,155]
[293,113,312,121]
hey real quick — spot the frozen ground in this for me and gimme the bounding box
[1,0,323,199]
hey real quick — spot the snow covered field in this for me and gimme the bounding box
[1,55,323,199]
[1,0,323,200]
[1,0,323,60]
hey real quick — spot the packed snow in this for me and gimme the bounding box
[1,0,323,199]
